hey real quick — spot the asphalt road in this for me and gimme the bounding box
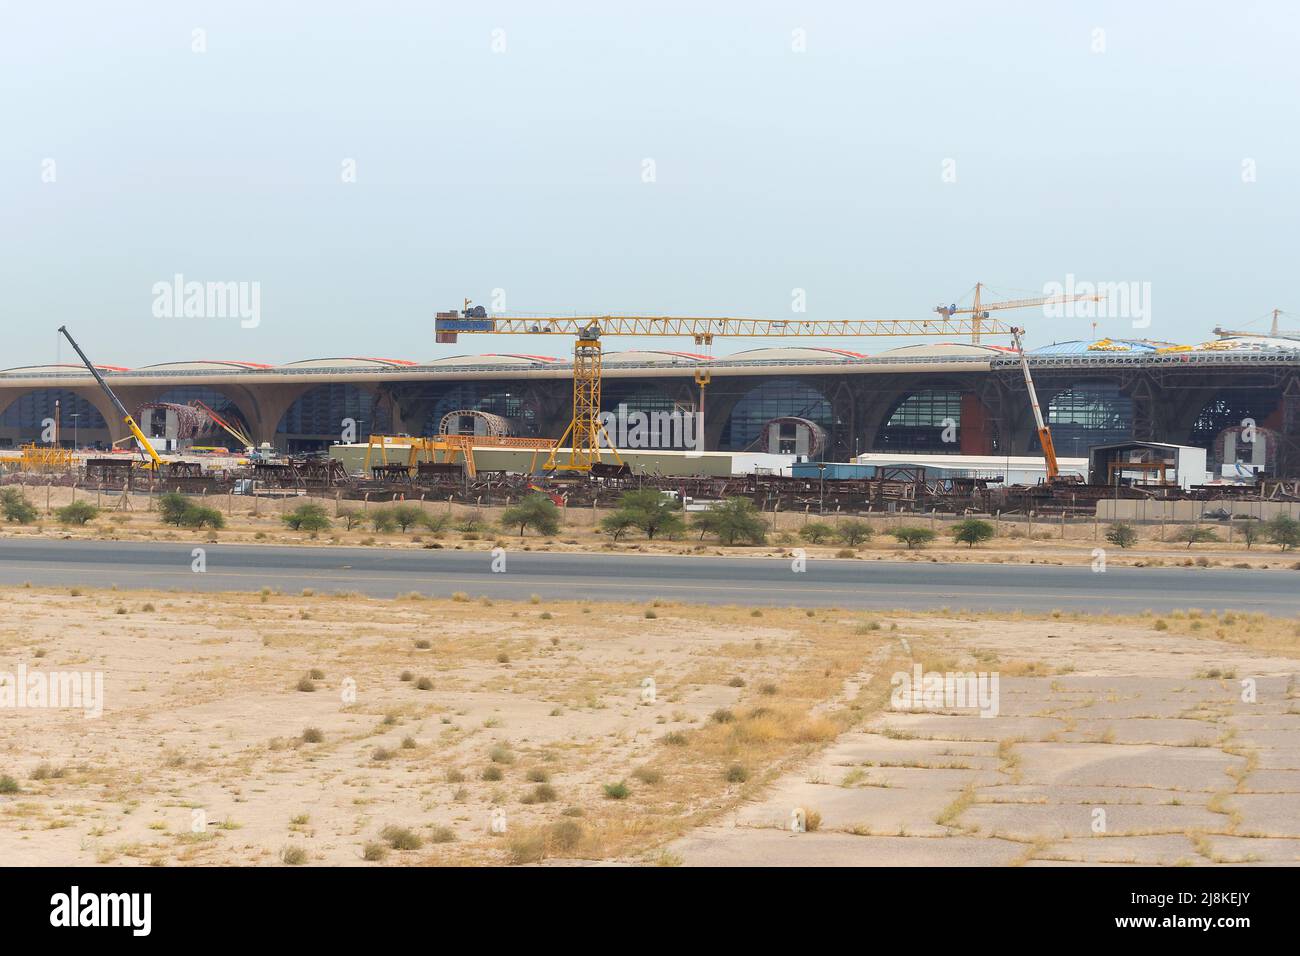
[1,538,1297,614]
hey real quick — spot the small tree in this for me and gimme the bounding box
[1105,523,1138,549]
[417,512,450,535]
[951,518,995,549]
[55,501,99,526]
[338,509,364,531]
[501,494,560,538]
[835,519,874,548]
[612,489,684,540]
[1234,521,1260,550]
[1267,514,1300,552]
[282,503,332,533]
[182,505,225,529]
[798,522,836,545]
[890,526,936,549]
[371,507,398,533]
[1183,526,1220,549]
[158,492,191,526]
[0,488,38,524]
[692,497,767,546]
[388,504,427,532]
[599,512,639,542]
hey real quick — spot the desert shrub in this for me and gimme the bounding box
[380,825,423,850]
[890,526,935,549]
[501,494,561,537]
[1267,514,1300,551]
[951,519,995,548]
[835,519,874,547]
[1105,523,1138,549]
[691,497,767,546]
[1182,526,1220,549]
[605,489,684,540]
[282,503,331,533]
[55,501,98,525]
[0,488,38,524]
[798,522,835,545]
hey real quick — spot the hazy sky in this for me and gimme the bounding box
[2,1,1297,367]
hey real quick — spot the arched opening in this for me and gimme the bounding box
[275,384,392,452]
[142,386,255,449]
[875,389,963,452]
[720,379,832,452]
[1038,382,1133,457]
[0,389,109,449]
[420,384,539,438]
[1189,388,1282,472]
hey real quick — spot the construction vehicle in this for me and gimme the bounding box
[434,291,1102,473]
[936,282,1105,344]
[57,326,164,470]
[1009,326,1079,485]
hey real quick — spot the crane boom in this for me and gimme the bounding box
[935,282,1106,343]
[1010,326,1060,482]
[435,314,1010,340]
[57,326,164,469]
[437,304,1016,473]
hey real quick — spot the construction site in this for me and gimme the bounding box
[4,298,1300,520]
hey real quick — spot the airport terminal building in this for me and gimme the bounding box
[3,334,1299,478]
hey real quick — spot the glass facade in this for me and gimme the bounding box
[0,389,107,447]
[721,379,832,451]
[420,384,537,437]
[276,384,392,451]
[876,390,962,451]
[1042,383,1132,456]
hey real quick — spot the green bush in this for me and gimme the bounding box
[598,511,639,541]
[1105,523,1138,549]
[387,504,427,532]
[691,498,767,546]
[890,526,936,549]
[798,522,836,545]
[605,489,684,540]
[951,518,995,549]
[501,494,560,537]
[158,492,226,529]
[0,488,38,524]
[1266,514,1300,552]
[55,501,99,526]
[1182,526,1220,549]
[370,507,398,533]
[835,519,874,547]
[282,503,331,533]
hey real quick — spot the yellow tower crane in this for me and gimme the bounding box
[935,282,1105,345]
[436,305,1034,473]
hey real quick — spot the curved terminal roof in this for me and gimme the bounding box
[726,346,870,362]
[280,357,417,370]
[424,353,559,367]
[137,360,273,371]
[881,342,1011,357]
[603,350,708,365]
[1,362,129,374]
[1030,338,1173,355]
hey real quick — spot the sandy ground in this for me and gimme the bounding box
[1,585,1295,866]
[3,483,1299,571]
